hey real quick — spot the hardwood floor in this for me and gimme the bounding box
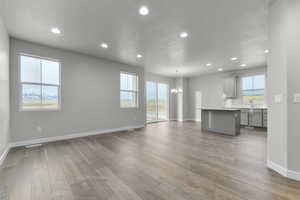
[1,121,300,200]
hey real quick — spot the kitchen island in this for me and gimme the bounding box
[201,108,240,136]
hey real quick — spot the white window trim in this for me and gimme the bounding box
[19,53,62,111]
[240,74,266,96]
[120,71,139,109]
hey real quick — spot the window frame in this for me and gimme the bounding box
[19,53,61,112]
[241,74,266,96]
[120,71,139,109]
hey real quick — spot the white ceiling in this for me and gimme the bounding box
[0,0,268,77]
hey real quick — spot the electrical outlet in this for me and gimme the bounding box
[294,93,300,103]
[274,94,282,103]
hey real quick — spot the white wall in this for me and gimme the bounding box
[0,16,10,158]
[10,38,145,142]
[145,72,176,120]
[188,67,267,120]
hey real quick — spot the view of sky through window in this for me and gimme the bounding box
[21,55,60,110]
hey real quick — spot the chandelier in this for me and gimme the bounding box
[171,70,183,94]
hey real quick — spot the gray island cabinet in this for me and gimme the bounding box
[201,108,240,136]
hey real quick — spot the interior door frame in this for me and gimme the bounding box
[195,91,202,122]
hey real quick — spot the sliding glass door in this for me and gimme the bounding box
[157,83,168,121]
[146,82,157,122]
[146,81,169,122]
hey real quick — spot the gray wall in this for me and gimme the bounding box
[188,67,267,120]
[268,0,300,173]
[175,78,189,121]
[0,16,10,157]
[10,38,145,142]
[285,0,300,172]
[267,0,288,169]
[145,72,176,120]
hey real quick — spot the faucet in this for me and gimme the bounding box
[249,99,254,108]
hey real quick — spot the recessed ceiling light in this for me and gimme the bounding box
[240,64,247,67]
[137,54,143,58]
[264,49,269,53]
[231,57,238,61]
[101,43,108,48]
[51,28,61,34]
[180,32,188,38]
[218,68,223,72]
[206,63,212,67]
[139,6,149,16]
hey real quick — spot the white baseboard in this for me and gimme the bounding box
[0,144,11,167]
[267,160,300,181]
[184,118,198,121]
[169,119,199,122]
[0,125,144,167]
[287,169,300,181]
[146,120,169,124]
[10,125,145,148]
[267,160,287,177]
[0,125,145,166]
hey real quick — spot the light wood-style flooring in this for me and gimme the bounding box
[1,122,300,200]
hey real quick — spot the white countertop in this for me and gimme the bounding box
[202,107,241,111]
[225,106,268,109]
[202,107,267,111]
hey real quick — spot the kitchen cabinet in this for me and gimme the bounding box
[240,108,267,128]
[240,109,249,126]
[263,109,267,128]
[249,109,263,127]
[223,77,237,98]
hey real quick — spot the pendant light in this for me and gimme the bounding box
[171,70,183,94]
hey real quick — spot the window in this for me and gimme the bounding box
[20,55,60,111]
[241,74,265,103]
[120,72,138,108]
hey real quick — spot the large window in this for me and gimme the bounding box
[241,74,265,103]
[20,55,60,111]
[120,72,138,108]
[146,81,169,122]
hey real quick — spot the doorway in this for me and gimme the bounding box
[195,91,202,122]
[146,81,169,122]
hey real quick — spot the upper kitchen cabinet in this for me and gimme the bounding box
[223,76,237,98]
